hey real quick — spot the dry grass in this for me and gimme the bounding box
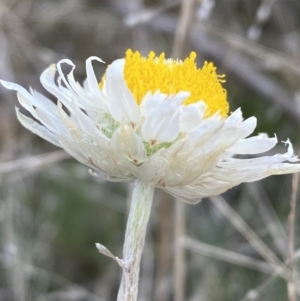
[0,0,300,300]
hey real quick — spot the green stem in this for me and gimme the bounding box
[117,180,154,301]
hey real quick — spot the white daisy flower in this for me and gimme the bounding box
[2,50,300,204]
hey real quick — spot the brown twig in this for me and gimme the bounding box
[210,196,285,275]
[174,200,186,301]
[154,190,172,301]
[288,170,299,301]
[0,151,69,174]
[172,0,195,58]
[183,236,281,275]
[172,1,196,300]
[247,182,288,258]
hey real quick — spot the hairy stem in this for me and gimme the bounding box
[117,180,154,301]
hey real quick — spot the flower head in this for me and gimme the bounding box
[2,50,300,203]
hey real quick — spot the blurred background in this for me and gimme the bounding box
[0,0,300,300]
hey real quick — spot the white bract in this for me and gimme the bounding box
[2,50,300,203]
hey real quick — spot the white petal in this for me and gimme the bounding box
[16,108,60,146]
[59,136,92,167]
[41,64,89,122]
[16,92,39,118]
[29,88,66,123]
[56,101,79,133]
[1,80,61,123]
[212,161,300,183]
[236,116,257,137]
[41,62,109,142]
[136,148,168,185]
[84,57,110,112]
[34,107,68,135]
[226,133,278,155]
[141,91,189,142]
[179,101,206,132]
[111,124,147,164]
[224,107,243,126]
[198,115,257,156]
[88,169,133,182]
[163,186,202,204]
[283,139,295,157]
[104,59,141,124]
[219,156,296,170]
[40,65,74,113]
[68,99,110,144]
[164,154,213,186]
[140,91,167,117]
[16,92,68,136]
[185,114,224,150]
[58,58,109,112]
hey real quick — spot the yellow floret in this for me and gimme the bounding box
[101,49,229,117]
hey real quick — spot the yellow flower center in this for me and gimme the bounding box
[101,49,229,117]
